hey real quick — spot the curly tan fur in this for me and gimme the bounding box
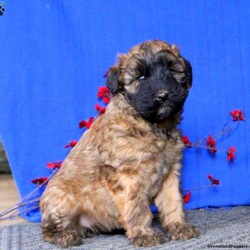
[40,40,199,248]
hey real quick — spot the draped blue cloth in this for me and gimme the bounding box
[0,1,249,222]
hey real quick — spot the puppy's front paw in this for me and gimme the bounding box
[167,223,199,241]
[131,233,165,247]
[54,230,82,248]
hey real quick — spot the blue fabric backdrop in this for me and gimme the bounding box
[0,0,249,222]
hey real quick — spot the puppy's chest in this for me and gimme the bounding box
[146,132,183,195]
[148,128,183,168]
[98,122,183,188]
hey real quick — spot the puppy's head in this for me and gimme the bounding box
[106,40,192,123]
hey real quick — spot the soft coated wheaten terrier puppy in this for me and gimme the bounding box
[40,40,199,248]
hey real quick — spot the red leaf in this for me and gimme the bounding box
[183,192,192,203]
[208,175,220,185]
[47,161,63,170]
[79,117,94,129]
[227,146,236,161]
[64,140,78,148]
[86,117,94,128]
[79,120,86,129]
[95,104,106,114]
[31,177,48,185]
[182,136,192,147]
[97,86,109,98]
[97,86,111,104]
[230,110,245,121]
[97,92,103,98]
[206,136,217,153]
[102,96,110,104]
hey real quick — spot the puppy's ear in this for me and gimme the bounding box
[106,66,121,95]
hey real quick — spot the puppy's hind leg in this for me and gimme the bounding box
[40,188,82,248]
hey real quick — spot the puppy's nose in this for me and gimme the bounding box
[156,90,169,102]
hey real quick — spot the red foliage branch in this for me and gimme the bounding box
[182,109,245,163]
[182,174,221,203]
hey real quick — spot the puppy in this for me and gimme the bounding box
[40,40,199,248]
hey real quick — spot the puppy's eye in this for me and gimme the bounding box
[138,76,146,80]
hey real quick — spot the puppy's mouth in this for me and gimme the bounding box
[135,100,185,123]
[149,105,181,122]
[146,89,188,121]
[157,106,175,120]
[156,105,181,121]
[160,93,187,115]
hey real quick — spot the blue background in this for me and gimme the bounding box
[0,0,249,221]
